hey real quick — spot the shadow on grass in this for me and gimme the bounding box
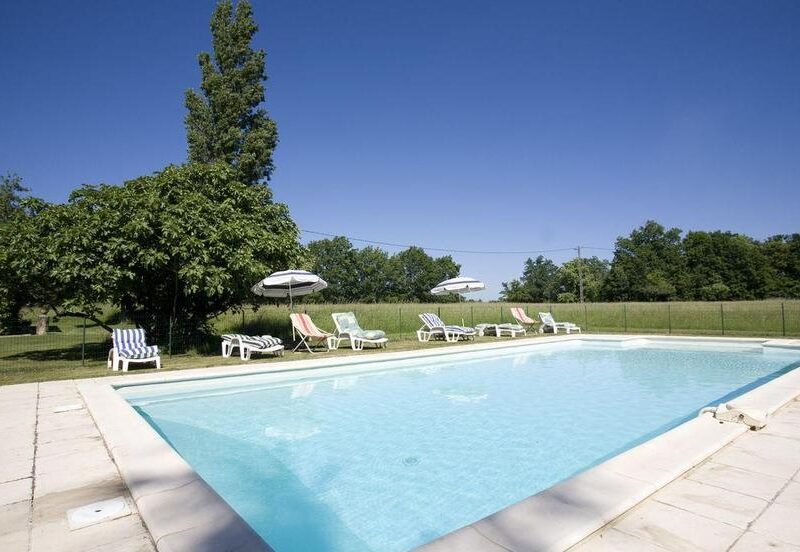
[1,341,109,362]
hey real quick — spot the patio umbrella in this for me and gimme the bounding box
[431,276,486,326]
[251,270,328,311]
[431,276,486,297]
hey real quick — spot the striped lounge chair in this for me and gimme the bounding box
[290,313,339,353]
[417,313,476,343]
[107,328,161,372]
[221,334,284,360]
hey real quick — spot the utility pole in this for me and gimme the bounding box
[576,246,585,304]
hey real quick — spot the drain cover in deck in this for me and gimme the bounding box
[67,496,130,530]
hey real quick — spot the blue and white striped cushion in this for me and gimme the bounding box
[421,313,446,328]
[117,345,159,359]
[225,334,282,349]
[444,325,475,335]
[113,328,147,348]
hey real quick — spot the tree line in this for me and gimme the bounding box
[502,221,800,303]
[306,237,460,303]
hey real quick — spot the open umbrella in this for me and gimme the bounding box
[251,270,328,311]
[431,276,486,297]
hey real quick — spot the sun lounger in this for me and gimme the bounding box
[538,312,582,334]
[417,313,476,343]
[107,328,161,372]
[290,313,338,353]
[475,323,526,338]
[221,334,284,360]
[331,312,388,351]
[510,307,539,330]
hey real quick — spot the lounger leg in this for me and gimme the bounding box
[221,341,229,357]
[107,349,113,369]
[122,359,129,372]
[155,357,161,370]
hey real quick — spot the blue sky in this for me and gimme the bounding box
[1,1,798,299]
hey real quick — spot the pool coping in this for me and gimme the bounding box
[76,334,800,552]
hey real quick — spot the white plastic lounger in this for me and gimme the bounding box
[475,323,526,338]
[107,328,161,372]
[221,334,284,360]
[290,313,338,353]
[417,313,476,343]
[331,312,388,351]
[538,312,582,334]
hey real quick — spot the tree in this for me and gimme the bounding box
[387,247,460,302]
[0,173,32,332]
[307,237,360,303]
[501,256,560,302]
[355,246,391,303]
[8,163,303,339]
[185,0,278,186]
[602,221,687,301]
[762,234,800,298]
[683,231,770,300]
[558,257,609,302]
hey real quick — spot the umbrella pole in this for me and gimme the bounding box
[290,284,295,340]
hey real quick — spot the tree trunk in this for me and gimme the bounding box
[35,313,48,335]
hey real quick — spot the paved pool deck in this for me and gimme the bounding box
[572,396,800,552]
[1,337,799,552]
[0,381,154,552]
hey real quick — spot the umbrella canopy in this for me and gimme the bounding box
[252,270,327,309]
[431,276,486,296]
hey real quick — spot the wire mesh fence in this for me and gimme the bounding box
[2,300,798,370]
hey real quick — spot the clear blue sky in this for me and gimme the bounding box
[1,1,798,299]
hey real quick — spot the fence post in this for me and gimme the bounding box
[668,303,671,335]
[399,307,402,340]
[720,303,725,336]
[584,304,588,331]
[499,304,503,322]
[781,302,786,337]
[623,303,628,333]
[471,306,474,326]
[81,316,86,366]
[168,317,173,358]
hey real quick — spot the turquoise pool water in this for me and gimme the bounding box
[121,340,800,551]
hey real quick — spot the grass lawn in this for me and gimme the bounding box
[1,300,798,386]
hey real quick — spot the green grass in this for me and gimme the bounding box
[1,300,798,386]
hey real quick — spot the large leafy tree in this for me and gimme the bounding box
[602,221,687,301]
[387,247,460,302]
[762,234,800,298]
[501,255,560,302]
[0,173,33,332]
[557,257,610,302]
[8,163,302,339]
[185,0,278,186]
[683,231,771,300]
[307,237,361,303]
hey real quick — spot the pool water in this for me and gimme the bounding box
[121,340,800,551]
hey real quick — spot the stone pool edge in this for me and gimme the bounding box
[76,334,800,552]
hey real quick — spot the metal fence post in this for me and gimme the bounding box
[781,302,786,337]
[81,316,86,366]
[167,317,173,358]
[399,307,402,340]
[584,304,588,331]
[471,305,474,326]
[623,303,627,333]
[499,304,503,322]
[668,303,671,335]
[720,303,725,335]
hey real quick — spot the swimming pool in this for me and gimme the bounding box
[120,339,800,551]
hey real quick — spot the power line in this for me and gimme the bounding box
[301,229,615,255]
